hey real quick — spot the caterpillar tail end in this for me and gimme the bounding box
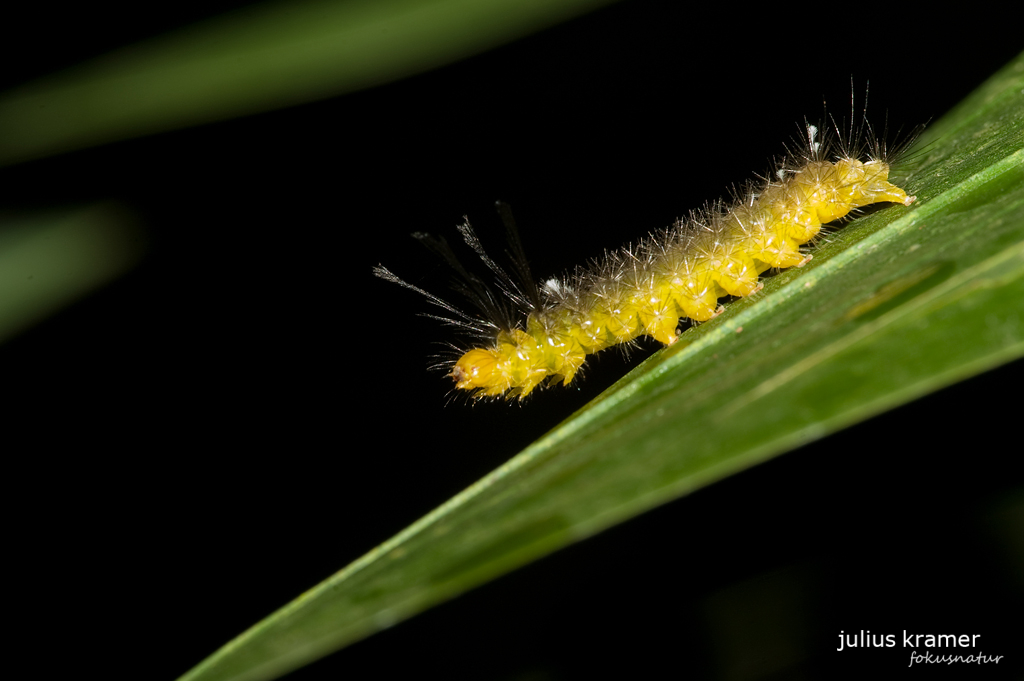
[855,161,917,209]
[882,186,916,207]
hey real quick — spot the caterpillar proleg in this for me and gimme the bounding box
[375,111,920,400]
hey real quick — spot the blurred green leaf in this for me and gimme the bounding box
[176,53,1024,681]
[0,0,616,167]
[0,205,144,343]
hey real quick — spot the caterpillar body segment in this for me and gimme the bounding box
[449,156,915,399]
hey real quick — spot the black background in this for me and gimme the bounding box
[2,1,1022,679]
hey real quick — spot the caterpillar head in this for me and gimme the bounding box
[451,348,506,395]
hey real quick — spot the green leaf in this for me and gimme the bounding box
[0,0,617,167]
[175,52,1024,681]
[0,205,145,343]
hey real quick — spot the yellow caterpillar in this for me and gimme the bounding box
[376,122,918,400]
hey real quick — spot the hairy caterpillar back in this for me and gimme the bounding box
[376,119,919,400]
